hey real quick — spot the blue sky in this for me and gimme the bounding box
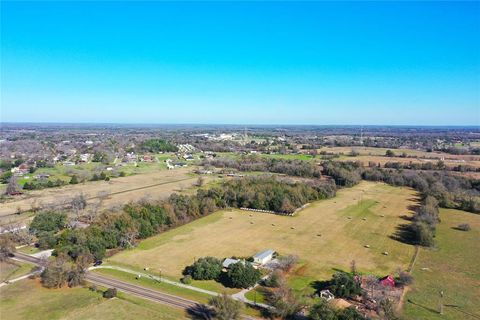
[1,1,479,125]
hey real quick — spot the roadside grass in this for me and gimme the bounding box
[0,261,34,282]
[109,182,417,293]
[403,209,480,320]
[0,279,186,320]
[16,245,41,255]
[92,268,212,303]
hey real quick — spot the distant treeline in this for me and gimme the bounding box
[141,139,177,153]
[35,176,334,262]
[382,161,480,173]
[205,156,479,247]
[204,155,322,178]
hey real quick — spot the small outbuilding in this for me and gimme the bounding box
[319,289,335,301]
[379,275,396,287]
[253,249,275,265]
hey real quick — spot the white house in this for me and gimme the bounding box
[253,249,275,265]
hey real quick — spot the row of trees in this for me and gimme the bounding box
[141,138,177,152]
[204,155,322,178]
[36,177,329,265]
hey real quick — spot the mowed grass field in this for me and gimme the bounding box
[0,279,187,320]
[404,209,480,320]
[109,181,418,291]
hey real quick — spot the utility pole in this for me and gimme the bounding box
[439,290,444,315]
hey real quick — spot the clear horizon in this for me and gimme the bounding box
[1,1,479,125]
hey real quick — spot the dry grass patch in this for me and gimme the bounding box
[109,182,417,291]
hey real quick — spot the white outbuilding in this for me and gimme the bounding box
[253,249,275,265]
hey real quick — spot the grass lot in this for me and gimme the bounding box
[16,245,41,255]
[109,181,418,293]
[0,261,34,282]
[0,167,204,218]
[92,268,212,303]
[0,279,187,320]
[403,209,480,320]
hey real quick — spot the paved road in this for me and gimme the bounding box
[11,252,259,320]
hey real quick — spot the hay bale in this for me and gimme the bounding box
[362,218,367,221]
[364,244,370,248]
[383,251,389,256]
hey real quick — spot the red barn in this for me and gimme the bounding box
[379,275,396,287]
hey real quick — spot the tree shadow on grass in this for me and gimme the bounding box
[390,223,417,245]
[186,303,212,320]
[310,280,331,295]
[407,299,439,315]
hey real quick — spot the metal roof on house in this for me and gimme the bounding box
[254,249,275,260]
[222,258,240,268]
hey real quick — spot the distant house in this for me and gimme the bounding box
[253,249,275,265]
[142,155,153,162]
[36,173,51,180]
[379,275,396,287]
[79,153,91,162]
[11,164,29,175]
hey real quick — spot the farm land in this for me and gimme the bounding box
[0,280,187,320]
[404,209,480,320]
[0,166,221,229]
[108,182,418,293]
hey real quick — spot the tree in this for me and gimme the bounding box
[183,257,223,281]
[6,175,21,195]
[309,299,337,320]
[67,265,85,287]
[385,150,395,157]
[329,272,362,298]
[37,231,57,250]
[227,262,261,289]
[378,298,399,320]
[396,270,413,286]
[0,236,15,261]
[265,282,306,319]
[41,255,69,288]
[264,269,285,288]
[413,221,434,247]
[71,194,87,218]
[29,211,67,235]
[337,307,366,320]
[103,288,117,298]
[70,175,79,184]
[277,255,298,272]
[196,176,205,187]
[208,293,243,320]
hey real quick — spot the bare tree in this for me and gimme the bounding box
[6,175,21,195]
[0,236,15,261]
[71,194,87,219]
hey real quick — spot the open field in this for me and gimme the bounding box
[0,279,187,320]
[317,146,480,160]
[109,181,418,292]
[403,209,480,320]
[337,154,480,169]
[0,167,211,221]
[0,261,34,282]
